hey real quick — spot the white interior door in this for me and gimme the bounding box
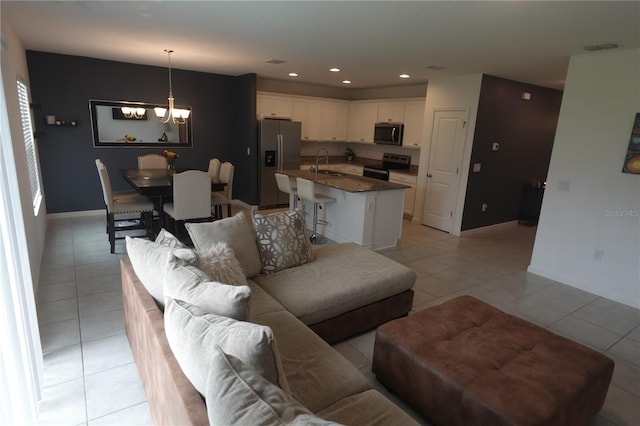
[423,109,468,232]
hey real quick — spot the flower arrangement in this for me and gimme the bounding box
[345,147,355,162]
[163,150,179,170]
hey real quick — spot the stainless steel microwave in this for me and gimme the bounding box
[374,123,404,145]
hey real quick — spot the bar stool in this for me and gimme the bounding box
[296,177,335,244]
[275,173,298,209]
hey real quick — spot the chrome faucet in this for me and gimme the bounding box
[313,148,329,180]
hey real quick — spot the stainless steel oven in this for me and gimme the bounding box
[363,153,411,181]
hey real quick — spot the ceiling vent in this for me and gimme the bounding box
[584,43,620,52]
[426,65,445,70]
[265,58,286,64]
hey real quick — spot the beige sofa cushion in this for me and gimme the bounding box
[248,280,287,319]
[164,299,289,396]
[163,255,251,320]
[125,236,195,305]
[186,212,263,278]
[206,346,341,426]
[316,389,419,426]
[254,243,416,325]
[253,310,372,413]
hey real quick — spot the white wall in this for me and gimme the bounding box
[414,74,483,234]
[529,48,640,309]
[1,15,47,289]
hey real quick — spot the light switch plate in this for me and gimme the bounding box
[492,142,500,151]
[473,163,481,172]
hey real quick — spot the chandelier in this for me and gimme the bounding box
[120,106,146,119]
[154,49,191,124]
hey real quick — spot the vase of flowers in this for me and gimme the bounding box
[163,150,179,174]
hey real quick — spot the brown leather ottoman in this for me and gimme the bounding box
[372,296,614,426]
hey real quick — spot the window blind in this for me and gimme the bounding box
[16,80,42,213]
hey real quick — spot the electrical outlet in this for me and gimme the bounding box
[593,249,604,262]
[492,142,500,151]
[557,179,571,192]
[247,147,251,155]
[481,203,488,212]
[473,163,481,172]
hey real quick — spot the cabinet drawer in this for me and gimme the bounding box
[389,172,417,185]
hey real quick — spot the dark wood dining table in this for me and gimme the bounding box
[120,168,225,198]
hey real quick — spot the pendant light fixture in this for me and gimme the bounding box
[154,49,191,124]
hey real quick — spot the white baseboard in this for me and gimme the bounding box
[47,209,105,219]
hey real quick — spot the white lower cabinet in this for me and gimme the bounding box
[389,172,417,216]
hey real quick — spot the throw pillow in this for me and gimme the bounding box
[195,241,248,286]
[125,236,195,305]
[155,228,185,248]
[163,253,251,320]
[185,212,263,278]
[252,208,314,274]
[206,345,341,426]
[164,299,290,398]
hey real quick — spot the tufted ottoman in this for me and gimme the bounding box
[372,296,614,426]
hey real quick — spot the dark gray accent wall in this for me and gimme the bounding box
[26,51,257,213]
[461,75,562,230]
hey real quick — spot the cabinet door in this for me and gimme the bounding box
[257,94,293,119]
[404,185,416,216]
[347,102,378,143]
[293,99,321,141]
[377,101,405,123]
[320,101,348,141]
[402,100,425,147]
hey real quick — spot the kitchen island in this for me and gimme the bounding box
[280,170,408,250]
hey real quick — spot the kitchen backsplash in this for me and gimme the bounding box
[300,141,421,166]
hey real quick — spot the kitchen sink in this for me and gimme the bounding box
[317,170,343,177]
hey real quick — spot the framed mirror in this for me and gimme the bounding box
[89,100,192,147]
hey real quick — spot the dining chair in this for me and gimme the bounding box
[95,159,155,253]
[163,170,213,235]
[138,154,168,169]
[275,173,298,209]
[208,158,221,183]
[211,162,234,219]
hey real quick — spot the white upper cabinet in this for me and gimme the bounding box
[292,99,321,141]
[402,100,425,147]
[377,101,405,123]
[347,102,378,143]
[257,94,293,119]
[320,101,348,141]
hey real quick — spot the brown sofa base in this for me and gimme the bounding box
[122,258,209,426]
[309,290,414,345]
[373,296,614,426]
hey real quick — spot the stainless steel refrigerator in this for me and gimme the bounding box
[258,119,301,208]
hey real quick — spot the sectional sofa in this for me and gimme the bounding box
[122,210,418,424]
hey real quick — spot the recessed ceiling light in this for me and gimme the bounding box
[330,68,340,72]
[399,74,410,79]
[342,80,352,84]
[288,72,299,77]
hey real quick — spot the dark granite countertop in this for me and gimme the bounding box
[281,169,409,193]
[300,156,418,176]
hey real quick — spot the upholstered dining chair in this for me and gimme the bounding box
[275,173,298,209]
[163,170,213,235]
[208,158,221,183]
[95,159,154,253]
[138,154,167,169]
[211,161,234,219]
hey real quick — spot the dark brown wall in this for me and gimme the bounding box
[27,51,257,213]
[461,75,563,230]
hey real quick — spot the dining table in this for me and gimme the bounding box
[120,168,226,223]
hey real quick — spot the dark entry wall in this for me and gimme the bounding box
[26,51,257,213]
[461,75,563,230]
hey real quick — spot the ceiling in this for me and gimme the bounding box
[3,1,639,90]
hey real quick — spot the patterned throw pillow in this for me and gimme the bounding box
[252,208,314,274]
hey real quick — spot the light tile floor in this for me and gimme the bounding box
[36,213,639,425]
